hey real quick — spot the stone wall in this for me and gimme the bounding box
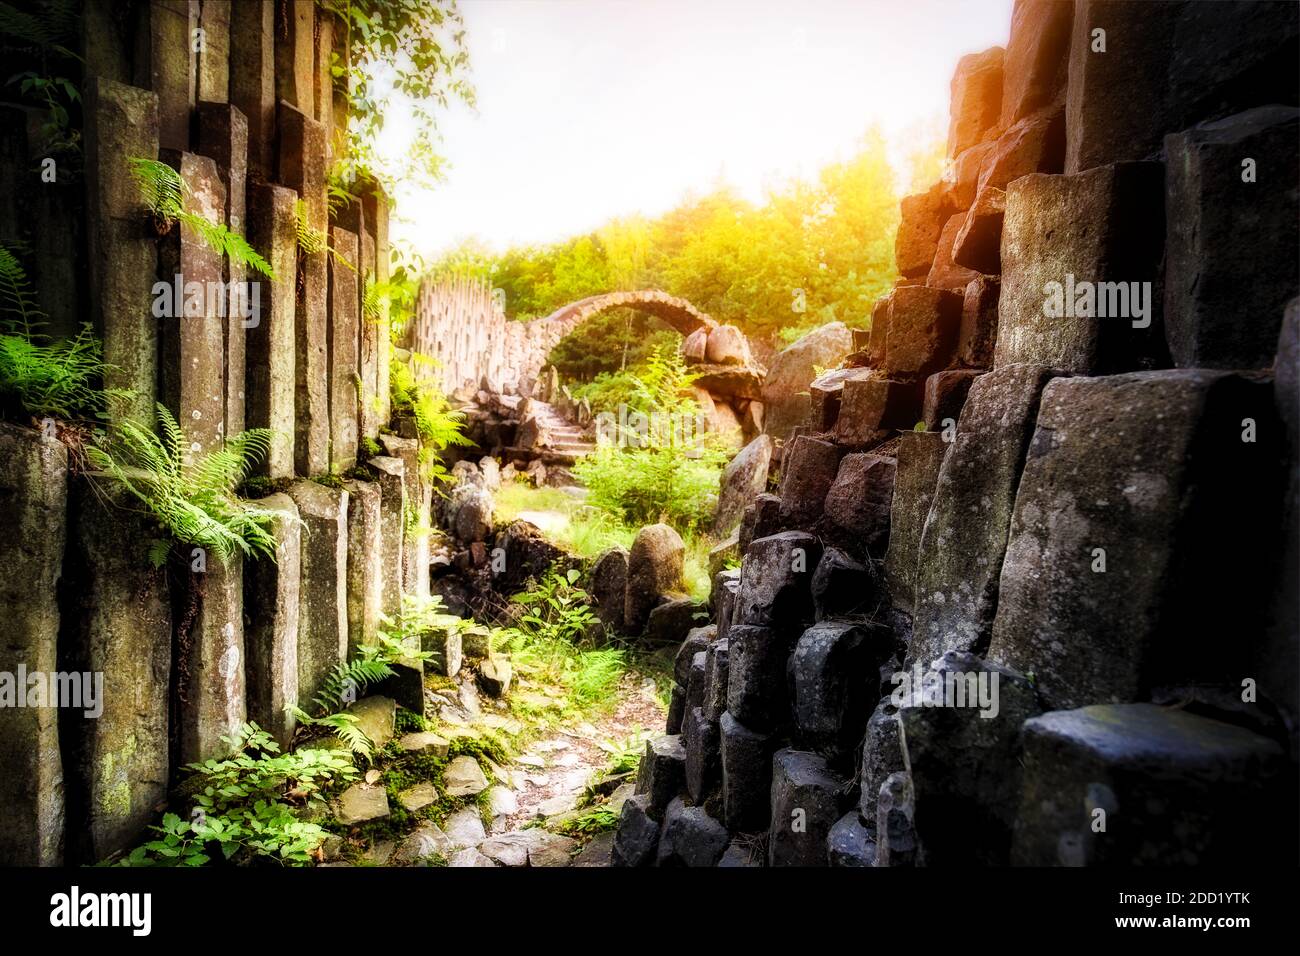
[614,0,1300,868]
[0,0,422,865]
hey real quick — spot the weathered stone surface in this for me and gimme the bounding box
[343,479,382,657]
[947,46,1004,156]
[720,711,777,832]
[1000,0,1073,127]
[177,553,244,764]
[704,637,731,723]
[444,755,490,797]
[714,568,741,641]
[997,163,1167,372]
[875,771,918,867]
[393,823,454,865]
[926,212,984,292]
[288,481,348,705]
[883,286,963,379]
[229,0,275,178]
[978,105,1066,193]
[952,186,1004,275]
[1012,704,1287,865]
[645,598,705,647]
[243,493,300,750]
[443,807,487,846]
[761,322,853,441]
[625,524,686,634]
[828,811,876,867]
[989,370,1278,710]
[447,847,496,867]
[791,620,892,758]
[735,531,821,630]
[883,431,948,614]
[822,454,895,556]
[589,546,628,634]
[398,731,450,758]
[365,456,406,620]
[942,140,997,211]
[398,781,438,813]
[834,373,922,447]
[740,492,781,555]
[274,0,315,111]
[611,793,658,866]
[717,840,761,867]
[705,324,751,365]
[713,435,773,536]
[381,434,430,599]
[707,535,740,582]
[245,182,298,478]
[335,784,389,825]
[422,622,462,679]
[811,547,884,621]
[768,750,845,867]
[136,0,195,151]
[666,683,686,736]
[683,706,721,803]
[958,275,1000,369]
[656,797,729,867]
[61,476,170,865]
[328,226,360,471]
[682,327,708,363]
[910,365,1057,665]
[478,657,512,697]
[898,652,1041,864]
[449,484,493,544]
[865,293,893,366]
[778,436,841,527]
[635,735,686,817]
[858,699,904,826]
[1164,106,1300,369]
[922,369,982,430]
[674,627,713,688]
[896,182,955,279]
[725,625,791,732]
[807,367,873,433]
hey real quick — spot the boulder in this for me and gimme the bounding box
[997,163,1167,372]
[790,620,892,758]
[925,212,984,292]
[952,186,1004,274]
[443,755,490,797]
[827,812,876,867]
[999,0,1072,127]
[705,324,752,365]
[767,750,846,867]
[611,793,659,866]
[807,367,874,433]
[656,797,729,867]
[858,699,905,826]
[589,546,628,634]
[1012,704,1287,865]
[393,824,455,865]
[822,453,895,556]
[760,322,853,441]
[449,484,493,544]
[1163,106,1300,369]
[624,524,686,634]
[942,140,997,211]
[882,431,948,614]
[682,327,708,363]
[778,436,841,527]
[811,547,884,621]
[922,369,982,430]
[646,599,707,647]
[720,711,778,832]
[958,276,1000,369]
[443,807,488,846]
[735,531,821,630]
[834,373,922,447]
[335,785,389,825]
[635,734,687,817]
[910,364,1058,666]
[988,370,1279,710]
[477,657,512,697]
[895,182,955,278]
[882,286,963,380]
[947,46,1004,156]
[682,706,721,803]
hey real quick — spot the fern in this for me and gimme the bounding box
[0,242,43,335]
[293,198,355,272]
[129,158,277,280]
[309,659,396,715]
[85,403,281,566]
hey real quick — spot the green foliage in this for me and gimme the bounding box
[129,158,276,280]
[388,350,475,485]
[0,0,80,155]
[554,805,619,836]
[84,403,280,566]
[119,722,356,867]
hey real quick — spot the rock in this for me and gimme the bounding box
[683,706,721,802]
[1012,704,1287,865]
[451,458,484,488]
[477,456,501,490]
[646,598,707,646]
[486,786,517,819]
[827,812,876,867]
[443,755,490,797]
[573,831,615,867]
[589,546,628,634]
[952,186,1004,274]
[875,771,918,867]
[707,535,740,581]
[807,366,874,433]
[760,322,853,442]
[443,807,488,846]
[726,625,790,732]
[525,457,547,486]
[1000,0,1072,127]
[422,623,462,679]
[735,531,821,630]
[898,652,1041,864]
[883,285,964,380]
[611,793,658,866]
[717,840,761,867]
[344,696,396,750]
[393,824,455,865]
[479,829,575,867]
[397,731,449,758]
[988,370,1278,710]
[705,324,751,365]
[883,431,948,614]
[682,327,709,363]
[635,734,687,816]
[335,784,390,825]
[674,629,713,688]
[958,276,999,369]
[895,182,955,279]
[528,832,578,867]
[910,364,1058,666]
[477,657,512,697]
[922,369,982,430]
[822,453,895,556]
[703,637,731,722]
[1164,106,1299,369]
[925,212,983,292]
[767,749,846,867]
[449,484,493,544]
[942,140,997,211]
[720,711,778,832]
[686,650,709,711]
[287,480,348,707]
[979,106,1066,195]
[493,519,572,596]
[691,363,765,401]
[791,620,893,760]
[713,435,773,536]
[448,847,496,867]
[624,524,687,634]
[947,46,1004,156]
[998,163,1167,372]
[461,624,493,660]
[656,797,729,867]
[398,782,438,812]
[811,548,884,621]
[778,436,841,527]
[833,372,922,447]
[714,570,741,641]
[741,493,782,555]
[243,493,301,751]
[858,699,905,825]
[666,683,687,735]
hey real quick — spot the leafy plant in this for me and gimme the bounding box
[85,403,279,566]
[292,197,355,273]
[129,158,276,280]
[0,0,81,155]
[554,805,619,836]
[388,349,475,485]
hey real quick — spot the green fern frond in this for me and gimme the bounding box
[176,212,277,280]
[129,157,186,220]
[309,659,396,715]
[0,242,45,336]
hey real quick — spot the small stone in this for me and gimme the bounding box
[443,807,488,847]
[397,731,450,757]
[398,781,438,812]
[334,784,390,825]
[443,755,489,797]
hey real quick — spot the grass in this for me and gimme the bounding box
[493,479,713,603]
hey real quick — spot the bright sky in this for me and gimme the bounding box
[381,0,1015,257]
